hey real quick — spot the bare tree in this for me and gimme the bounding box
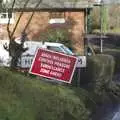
[3,0,42,69]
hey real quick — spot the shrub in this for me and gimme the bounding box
[0,68,90,120]
[80,54,115,95]
[41,28,73,50]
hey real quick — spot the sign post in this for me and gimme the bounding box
[29,48,77,84]
[77,68,81,87]
[76,56,86,87]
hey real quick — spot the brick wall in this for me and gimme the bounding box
[0,11,85,54]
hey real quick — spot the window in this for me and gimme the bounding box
[61,45,74,55]
[47,46,64,53]
[49,12,65,19]
[0,12,14,24]
[49,12,65,24]
[47,45,74,55]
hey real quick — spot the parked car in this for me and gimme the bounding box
[18,41,75,69]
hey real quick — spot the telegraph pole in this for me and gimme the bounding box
[100,0,104,53]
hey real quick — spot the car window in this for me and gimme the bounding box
[61,45,74,55]
[47,46,63,53]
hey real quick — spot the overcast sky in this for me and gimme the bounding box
[95,0,120,3]
[102,0,120,3]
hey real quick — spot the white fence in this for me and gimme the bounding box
[17,55,34,69]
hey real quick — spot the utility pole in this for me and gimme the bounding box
[100,0,104,53]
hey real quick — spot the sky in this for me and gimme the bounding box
[103,0,120,3]
[95,0,120,3]
[2,0,120,4]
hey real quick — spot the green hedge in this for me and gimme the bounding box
[80,54,115,95]
[103,49,120,74]
[0,68,90,120]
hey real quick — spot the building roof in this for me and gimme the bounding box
[4,0,93,11]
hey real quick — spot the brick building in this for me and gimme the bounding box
[0,0,93,54]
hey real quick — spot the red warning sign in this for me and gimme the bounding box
[29,48,77,83]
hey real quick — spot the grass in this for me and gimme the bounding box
[0,68,91,120]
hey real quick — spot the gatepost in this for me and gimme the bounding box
[76,56,86,87]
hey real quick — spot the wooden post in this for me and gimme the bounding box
[77,68,81,87]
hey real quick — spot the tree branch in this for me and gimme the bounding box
[7,0,16,40]
[23,0,43,32]
[10,0,30,38]
[3,43,9,51]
